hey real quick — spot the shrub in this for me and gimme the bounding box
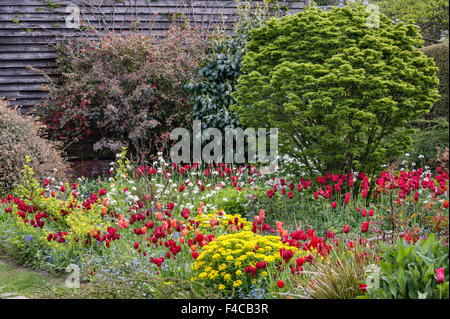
[36,23,209,162]
[369,234,449,299]
[0,98,68,193]
[187,1,288,131]
[421,42,449,121]
[231,6,440,176]
[404,42,449,164]
[190,230,304,297]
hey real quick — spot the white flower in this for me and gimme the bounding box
[418,155,425,159]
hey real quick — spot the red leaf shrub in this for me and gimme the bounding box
[36,23,210,162]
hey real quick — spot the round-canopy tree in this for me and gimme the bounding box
[231,6,440,176]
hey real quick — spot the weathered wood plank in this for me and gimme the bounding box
[0,0,307,113]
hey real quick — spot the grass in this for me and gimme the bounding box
[0,258,64,298]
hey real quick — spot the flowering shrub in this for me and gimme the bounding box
[36,23,209,161]
[231,6,440,175]
[190,230,305,296]
[0,98,68,194]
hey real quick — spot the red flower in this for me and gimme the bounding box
[98,188,107,196]
[133,241,139,249]
[343,225,350,233]
[361,222,370,233]
[192,251,199,259]
[359,283,367,292]
[60,185,65,192]
[288,191,293,199]
[436,267,445,283]
[179,184,185,192]
[331,202,337,209]
[44,179,50,187]
[72,183,78,190]
[276,280,285,288]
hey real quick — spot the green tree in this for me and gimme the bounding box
[231,6,440,176]
[368,0,449,43]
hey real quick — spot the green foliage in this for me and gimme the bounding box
[231,6,440,176]
[370,234,449,299]
[371,0,449,42]
[187,0,288,131]
[290,240,376,299]
[421,42,449,121]
[404,42,450,164]
[406,117,449,164]
[35,23,209,162]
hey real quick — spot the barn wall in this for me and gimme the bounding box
[0,0,308,112]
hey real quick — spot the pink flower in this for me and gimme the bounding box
[436,267,445,284]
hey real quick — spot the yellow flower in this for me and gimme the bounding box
[235,269,242,276]
[218,284,226,291]
[233,280,243,288]
[226,255,234,261]
[224,273,231,281]
[218,263,227,271]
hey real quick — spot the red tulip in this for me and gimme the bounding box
[343,225,350,233]
[436,267,445,284]
[331,202,337,209]
[99,188,107,196]
[276,280,284,288]
[359,283,367,292]
[361,222,370,233]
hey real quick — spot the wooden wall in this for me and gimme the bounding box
[0,0,308,113]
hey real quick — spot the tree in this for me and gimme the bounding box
[367,0,449,43]
[231,6,440,176]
